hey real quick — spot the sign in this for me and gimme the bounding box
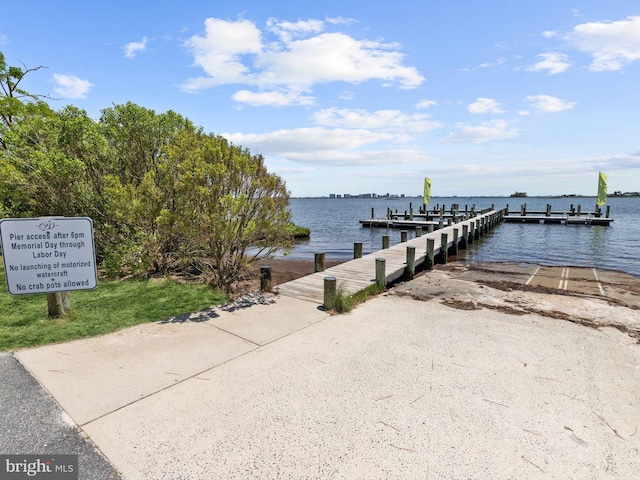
[0,217,97,295]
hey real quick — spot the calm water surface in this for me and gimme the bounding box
[283,196,640,278]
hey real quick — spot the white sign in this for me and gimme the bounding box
[0,217,97,295]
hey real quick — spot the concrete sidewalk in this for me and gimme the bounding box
[0,353,121,479]
[15,275,640,479]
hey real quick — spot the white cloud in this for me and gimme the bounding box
[124,37,148,59]
[266,18,324,43]
[527,53,571,74]
[416,99,437,109]
[223,127,394,155]
[0,34,8,45]
[181,17,424,100]
[232,89,315,107]
[566,15,640,71]
[183,18,262,91]
[278,148,434,166]
[542,31,557,38]
[478,57,507,68]
[468,97,504,114]
[221,125,437,167]
[52,74,93,98]
[442,120,520,144]
[526,95,576,113]
[312,108,441,133]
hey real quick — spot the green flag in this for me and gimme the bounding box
[597,172,607,207]
[423,177,431,205]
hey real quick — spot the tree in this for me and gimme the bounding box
[0,51,51,149]
[1,57,293,290]
[162,130,293,290]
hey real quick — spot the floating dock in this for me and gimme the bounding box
[503,203,613,226]
[502,215,613,226]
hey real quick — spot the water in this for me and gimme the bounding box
[283,196,640,278]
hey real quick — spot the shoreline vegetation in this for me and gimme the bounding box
[291,223,310,239]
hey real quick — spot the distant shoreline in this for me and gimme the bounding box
[291,194,640,199]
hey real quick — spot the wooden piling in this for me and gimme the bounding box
[323,276,337,310]
[314,252,326,272]
[406,246,416,280]
[260,266,272,292]
[354,242,363,259]
[401,230,408,243]
[415,226,422,237]
[382,235,390,249]
[452,228,459,255]
[460,224,469,249]
[437,233,448,264]
[425,238,435,270]
[375,258,386,288]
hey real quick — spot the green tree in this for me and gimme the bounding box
[0,51,51,149]
[1,54,293,290]
[164,130,293,290]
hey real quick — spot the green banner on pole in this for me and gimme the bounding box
[423,177,431,205]
[597,172,607,207]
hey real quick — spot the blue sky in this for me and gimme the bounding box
[2,1,639,197]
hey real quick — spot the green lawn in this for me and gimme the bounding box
[0,258,227,351]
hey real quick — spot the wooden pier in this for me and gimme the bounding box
[503,203,613,226]
[276,209,505,305]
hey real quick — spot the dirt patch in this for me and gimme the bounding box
[390,261,640,342]
[231,257,343,297]
[441,299,481,310]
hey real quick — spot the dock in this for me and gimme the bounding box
[276,209,505,305]
[360,203,490,230]
[502,215,613,226]
[274,199,615,307]
[503,203,613,226]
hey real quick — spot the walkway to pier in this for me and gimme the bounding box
[276,210,503,304]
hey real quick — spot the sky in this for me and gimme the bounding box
[1,1,639,197]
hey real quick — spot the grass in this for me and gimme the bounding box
[291,223,311,238]
[0,258,227,351]
[332,282,386,314]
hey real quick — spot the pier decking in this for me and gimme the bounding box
[276,210,504,305]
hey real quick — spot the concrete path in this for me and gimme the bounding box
[0,352,121,479]
[13,271,640,480]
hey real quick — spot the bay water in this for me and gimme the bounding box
[284,196,640,278]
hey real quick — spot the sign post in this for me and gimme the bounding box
[0,217,97,316]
